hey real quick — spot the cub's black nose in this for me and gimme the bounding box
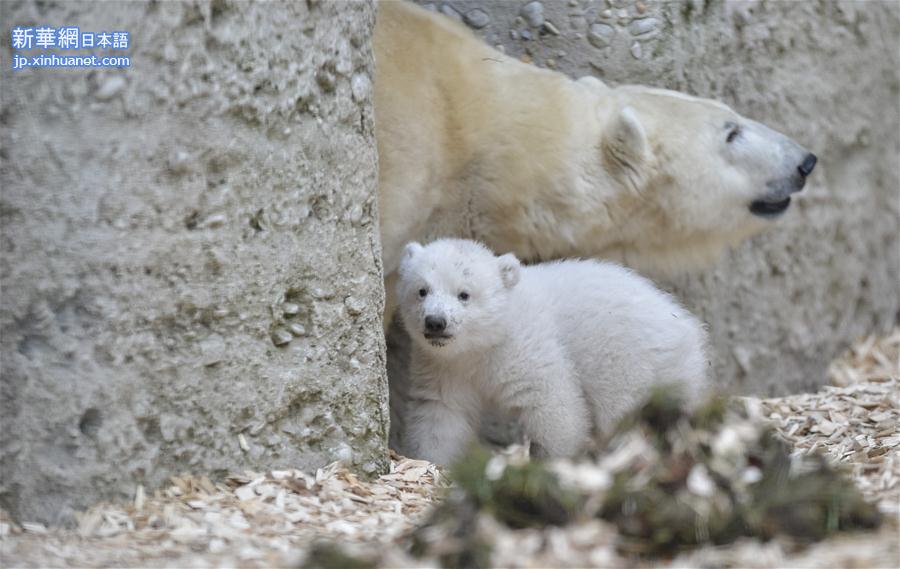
[798,153,817,177]
[424,315,447,333]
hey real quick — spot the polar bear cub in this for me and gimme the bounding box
[396,238,708,465]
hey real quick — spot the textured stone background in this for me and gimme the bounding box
[413,0,900,395]
[0,0,386,525]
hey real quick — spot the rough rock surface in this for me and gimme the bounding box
[415,0,900,395]
[0,0,387,525]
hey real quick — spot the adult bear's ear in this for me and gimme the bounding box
[399,242,423,276]
[602,106,649,192]
[497,253,521,289]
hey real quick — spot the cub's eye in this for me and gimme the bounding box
[418,288,428,298]
[458,291,470,301]
[726,123,741,144]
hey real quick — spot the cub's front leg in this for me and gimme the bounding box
[522,375,591,458]
[497,342,591,459]
[406,397,477,466]
[404,348,484,464]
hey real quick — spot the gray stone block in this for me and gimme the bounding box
[0,0,387,525]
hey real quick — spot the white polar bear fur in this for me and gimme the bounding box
[397,239,709,465]
[374,0,815,327]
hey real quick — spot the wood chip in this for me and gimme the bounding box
[234,485,256,502]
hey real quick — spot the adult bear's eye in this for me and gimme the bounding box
[418,288,428,298]
[725,122,741,143]
[458,291,470,301]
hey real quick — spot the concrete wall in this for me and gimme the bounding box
[0,0,386,525]
[415,0,900,395]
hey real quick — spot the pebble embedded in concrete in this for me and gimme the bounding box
[464,8,491,29]
[630,40,643,59]
[282,302,300,316]
[350,73,371,103]
[440,4,462,21]
[344,296,366,317]
[543,21,561,36]
[271,328,293,346]
[588,23,615,48]
[628,17,660,37]
[521,1,545,28]
[95,76,126,101]
[334,55,352,77]
[200,214,226,229]
[310,287,331,300]
[347,203,364,224]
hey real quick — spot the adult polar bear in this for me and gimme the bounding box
[374,0,816,326]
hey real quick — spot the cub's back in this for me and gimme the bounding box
[514,259,695,336]
[511,259,708,412]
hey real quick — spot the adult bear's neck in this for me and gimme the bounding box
[455,60,627,262]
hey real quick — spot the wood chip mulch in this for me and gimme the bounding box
[2,330,898,568]
[1,456,447,568]
[761,329,899,515]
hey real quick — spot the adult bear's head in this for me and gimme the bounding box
[594,84,816,272]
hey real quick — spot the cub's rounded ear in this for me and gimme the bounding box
[403,241,423,259]
[497,253,521,289]
[603,106,650,192]
[399,242,423,276]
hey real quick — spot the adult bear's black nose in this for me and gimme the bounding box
[424,315,446,334]
[798,153,817,177]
